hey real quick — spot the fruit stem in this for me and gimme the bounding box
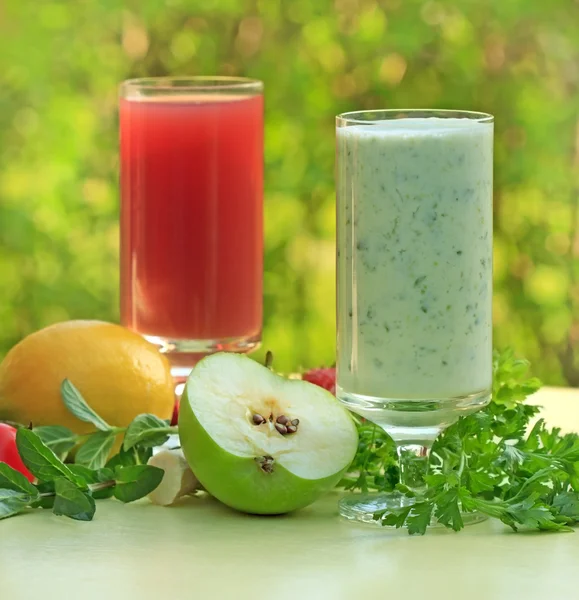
[264,351,274,370]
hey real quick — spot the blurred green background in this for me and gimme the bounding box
[0,0,578,383]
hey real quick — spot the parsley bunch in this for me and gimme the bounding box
[339,349,579,534]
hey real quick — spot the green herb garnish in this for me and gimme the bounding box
[1,349,577,532]
[338,349,579,534]
[0,379,177,522]
[0,427,166,522]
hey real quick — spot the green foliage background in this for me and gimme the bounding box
[0,0,578,383]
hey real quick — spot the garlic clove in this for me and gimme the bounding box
[147,448,201,506]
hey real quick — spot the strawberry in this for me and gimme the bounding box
[302,367,336,395]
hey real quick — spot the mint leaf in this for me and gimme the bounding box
[90,485,115,500]
[67,464,99,483]
[52,478,96,521]
[106,445,153,470]
[60,379,112,432]
[33,425,78,459]
[68,465,114,484]
[97,467,115,482]
[15,428,86,487]
[0,462,38,496]
[75,431,116,470]
[113,465,164,503]
[0,488,35,520]
[123,414,171,451]
[105,447,137,469]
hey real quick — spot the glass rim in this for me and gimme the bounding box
[336,108,494,126]
[120,76,263,94]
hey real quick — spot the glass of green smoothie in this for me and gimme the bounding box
[336,109,494,524]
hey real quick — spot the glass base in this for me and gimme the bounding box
[337,387,491,443]
[339,492,487,528]
[143,333,261,382]
[336,388,491,531]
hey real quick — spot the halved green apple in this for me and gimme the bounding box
[179,352,358,515]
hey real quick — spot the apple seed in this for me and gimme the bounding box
[286,425,297,434]
[276,415,290,425]
[252,413,266,425]
[291,419,299,426]
[275,422,288,435]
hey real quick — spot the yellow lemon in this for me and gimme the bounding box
[0,320,175,436]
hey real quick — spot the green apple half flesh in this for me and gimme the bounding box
[179,353,358,515]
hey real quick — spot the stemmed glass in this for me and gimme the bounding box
[335,109,494,523]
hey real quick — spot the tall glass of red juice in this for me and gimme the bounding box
[119,77,263,379]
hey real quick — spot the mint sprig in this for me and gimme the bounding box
[75,431,117,470]
[33,378,177,468]
[0,380,177,522]
[339,348,579,535]
[0,429,164,522]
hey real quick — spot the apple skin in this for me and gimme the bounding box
[179,382,354,515]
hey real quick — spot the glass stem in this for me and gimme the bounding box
[396,442,432,496]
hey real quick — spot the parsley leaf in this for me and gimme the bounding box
[339,348,579,535]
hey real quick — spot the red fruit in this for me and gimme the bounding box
[0,423,35,482]
[302,367,336,395]
[171,398,180,426]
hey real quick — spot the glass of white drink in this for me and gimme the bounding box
[336,109,494,523]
